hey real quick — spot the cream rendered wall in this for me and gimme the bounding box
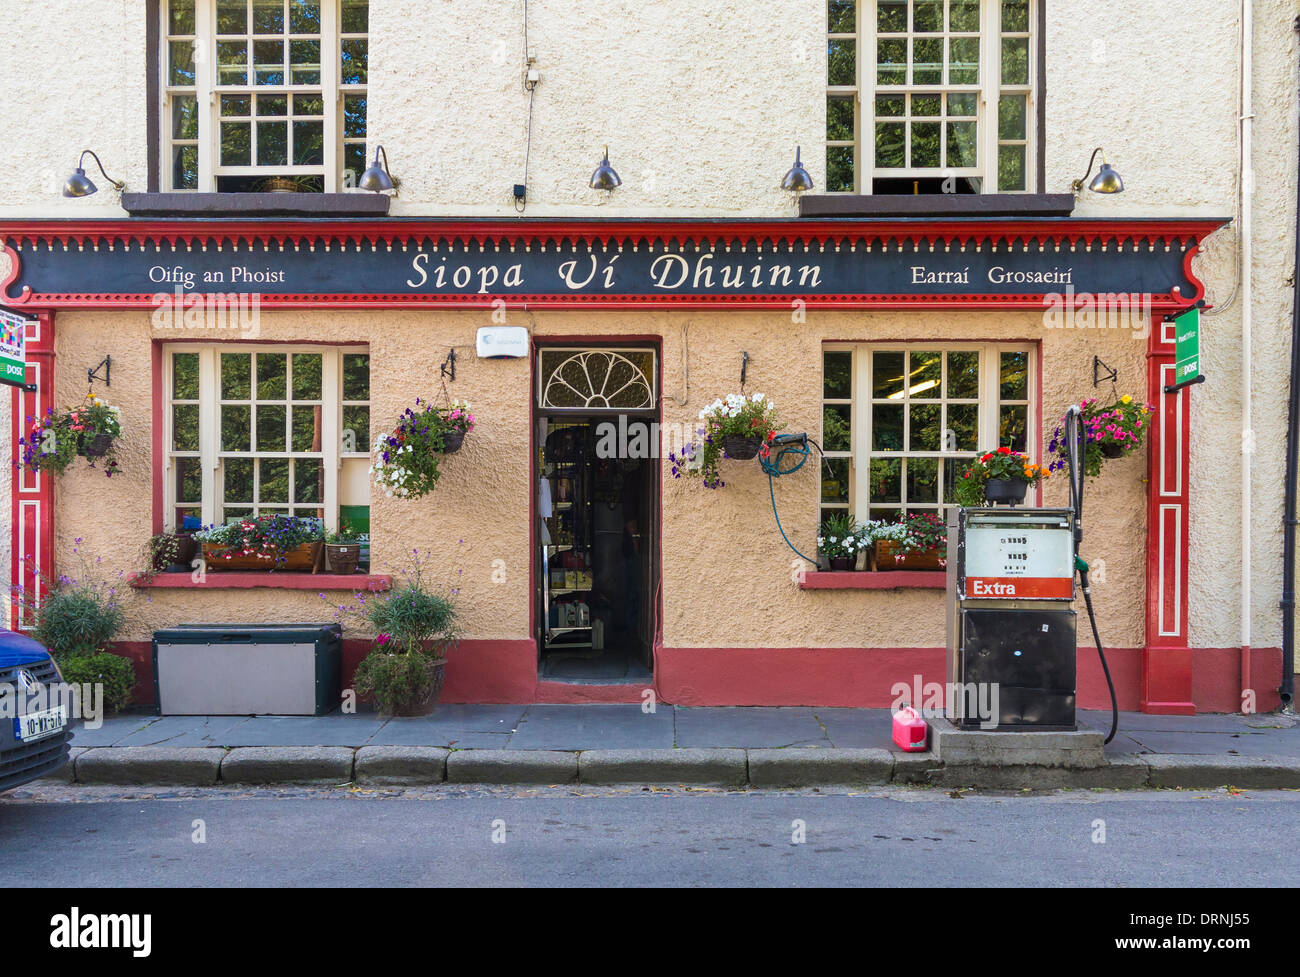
[369,0,826,218]
[0,1,149,218]
[52,306,1151,653]
[0,0,1295,656]
[1046,0,1297,651]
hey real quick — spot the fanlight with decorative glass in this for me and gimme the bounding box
[538,349,656,411]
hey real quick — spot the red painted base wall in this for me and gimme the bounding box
[107,640,1281,714]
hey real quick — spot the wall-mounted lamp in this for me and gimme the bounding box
[63,150,125,198]
[781,146,814,192]
[589,146,621,191]
[359,145,399,193]
[1072,147,1124,195]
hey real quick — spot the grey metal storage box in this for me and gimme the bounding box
[153,624,342,716]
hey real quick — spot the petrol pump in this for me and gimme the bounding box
[944,507,1078,730]
[943,406,1119,740]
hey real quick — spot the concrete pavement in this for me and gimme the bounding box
[32,705,1300,791]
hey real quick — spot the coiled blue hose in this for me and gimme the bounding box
[761,434,818,565]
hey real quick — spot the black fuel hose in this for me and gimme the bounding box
[1065,406,1119,745]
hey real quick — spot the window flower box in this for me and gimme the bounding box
[201,541,323,572]
[872,539,944,572]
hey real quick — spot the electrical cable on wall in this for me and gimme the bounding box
[516,0,538,214]
[667,321,690,406]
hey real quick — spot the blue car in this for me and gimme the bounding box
[0,629,73,791]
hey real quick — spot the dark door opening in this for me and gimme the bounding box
[537,415,657,685]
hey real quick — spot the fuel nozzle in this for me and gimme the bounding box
[1075,554,1090,593]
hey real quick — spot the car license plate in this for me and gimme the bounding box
[14,706,67,742]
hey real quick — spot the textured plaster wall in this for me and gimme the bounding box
[0,1,149,218]
[370,0,826,218]
[54,307,1148,652]
[1047,0,1298,651]
[0,0,1296,657]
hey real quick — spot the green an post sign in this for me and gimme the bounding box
[0,306,30,389]
[1166,304,1206,393]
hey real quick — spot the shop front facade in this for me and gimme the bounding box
[1,1,1295,713]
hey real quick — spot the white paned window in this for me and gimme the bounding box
[163,0,368,192]
[826,0,1037,193]
[164,345,370,530]
[820,344,1034,524]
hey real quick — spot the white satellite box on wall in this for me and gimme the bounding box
[476,326,530,359]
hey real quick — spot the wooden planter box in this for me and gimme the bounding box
[872,539,945,572]
[201,541,323,572]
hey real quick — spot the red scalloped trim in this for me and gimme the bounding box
[0,291,1196,311]
[0,217,1229,252]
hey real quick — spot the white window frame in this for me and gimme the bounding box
[826,0,1038,194]
[161,0,367,192]
[821,343,1036,521]
[162,343,370,531]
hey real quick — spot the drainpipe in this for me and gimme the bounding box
[1240,0,1254,708]
[1281,15,1300,711]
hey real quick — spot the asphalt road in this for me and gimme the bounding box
[0,784,1295,887]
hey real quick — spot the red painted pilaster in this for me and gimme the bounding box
[1141,305,1195,714]
[9,310,54,631]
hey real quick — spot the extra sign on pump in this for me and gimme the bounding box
[961,519,1075,600]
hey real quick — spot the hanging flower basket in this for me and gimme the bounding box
[17,394,123,477]
[81,433,115,458]
[953,448,1049,507]
[672,393,782,489]
[1048,395,1154,477]
[721,435,763,460]
[436,401,474,455]
[984,477,1029,505]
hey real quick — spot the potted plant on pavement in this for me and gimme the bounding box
[327,555,461,716]
[670,392,782,489]
[11,548,136,714]
[194,514,325,571]
[954,447,1051,507]
[325,521,366,574]
[1047,395,1154,477]
[873,512,948,571]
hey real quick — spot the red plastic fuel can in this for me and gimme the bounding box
[892,706,929,752]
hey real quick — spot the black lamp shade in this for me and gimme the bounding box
[589,148,621,191]
[1089,162,1124,194]
[358,163,394,192]
[63,168,98,198]
[782,146,814,192]
[358,144,395,192]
